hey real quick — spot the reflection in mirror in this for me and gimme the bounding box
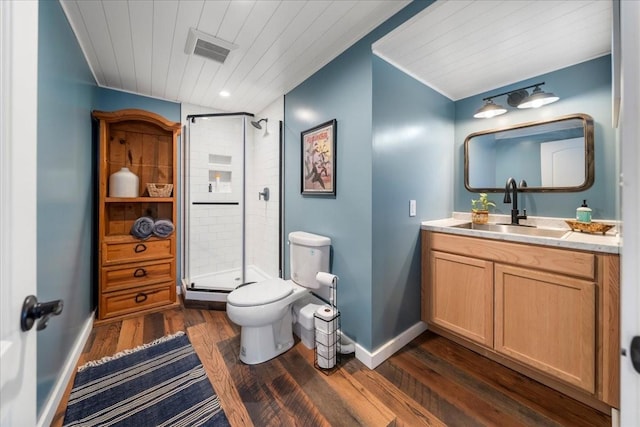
[465,114,594,192]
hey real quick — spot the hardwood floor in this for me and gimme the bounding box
[52,306,611,426]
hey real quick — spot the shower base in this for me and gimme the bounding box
[181,265,271,303]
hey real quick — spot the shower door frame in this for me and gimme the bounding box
[181,112,284,299]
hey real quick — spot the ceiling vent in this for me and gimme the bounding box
[185,28,237,64]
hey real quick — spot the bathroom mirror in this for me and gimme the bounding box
[464,113,594,192]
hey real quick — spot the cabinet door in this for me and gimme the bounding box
[429,251,494,347]
[495,264,595,393]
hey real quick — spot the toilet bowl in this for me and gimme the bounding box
[226,279,309,364]
[226,231,331,365]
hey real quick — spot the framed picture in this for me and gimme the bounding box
[301,119,337,196]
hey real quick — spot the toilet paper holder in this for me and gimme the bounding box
[314,309,340,374]
[313,272,341,374]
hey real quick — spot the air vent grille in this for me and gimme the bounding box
[194,39,230,64]
[185,28,237,64]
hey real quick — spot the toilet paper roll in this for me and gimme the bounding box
[314,306,337,333]
[316,342,336,358]
[316,272,338,288]
[317,354,336,369]
[316,330,335,347]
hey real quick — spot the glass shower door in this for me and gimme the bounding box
[185,114,247,292]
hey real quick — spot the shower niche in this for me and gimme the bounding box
[181,113,282,304]
[208,154,232,193]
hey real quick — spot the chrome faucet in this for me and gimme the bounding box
[504,178,528,225]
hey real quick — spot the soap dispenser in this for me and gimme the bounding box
[576,200,592,223]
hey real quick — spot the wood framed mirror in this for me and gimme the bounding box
[464,113,594,193]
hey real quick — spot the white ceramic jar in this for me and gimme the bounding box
[109,167,139,197]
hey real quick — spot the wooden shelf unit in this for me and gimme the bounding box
[93,109,181,322]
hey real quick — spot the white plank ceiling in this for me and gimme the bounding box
[59,0,411,114]
[373,0,612,100]
[61,0,612,112]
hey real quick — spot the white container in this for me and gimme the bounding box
[293,299,323,349]
[109,167,139,197]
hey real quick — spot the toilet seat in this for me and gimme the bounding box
[227,278,292,307]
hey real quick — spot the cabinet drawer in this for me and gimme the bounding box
[102,238,173,265]
[430,232,595,280]
[101,260,175,292]
[99,282,175,320]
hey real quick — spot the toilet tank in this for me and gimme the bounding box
[289,231,331,289]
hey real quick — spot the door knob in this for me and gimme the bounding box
[631,336,640,374]
[20,295,63,331]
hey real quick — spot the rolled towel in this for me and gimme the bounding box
[153,219,175,238]
[130,216,154,240]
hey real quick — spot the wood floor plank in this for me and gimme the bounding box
[406,337,562,427]
[202,309,238,342]
[85,321,121,361]
[187,322,253,427]
[182,306,207,328]
[281,347,372,427]
[162,307,185,334]
[316,365,397,426]
[391,349,530,427]
[352,368,446,427]
[376,357,485,427]
[116,316,144,352]
[265,371,332,426]
[416,332,611,426]
[218,335,289,426]
[142,311,165,342]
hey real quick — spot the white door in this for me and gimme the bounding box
[620,1,640,425]
[0,1,39,425]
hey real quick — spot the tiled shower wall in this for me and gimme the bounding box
[246,98,283,279]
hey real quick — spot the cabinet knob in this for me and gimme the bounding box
[134,243,147,253]
[133,268,147,278]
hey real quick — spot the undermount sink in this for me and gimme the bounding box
[452,222,569,239]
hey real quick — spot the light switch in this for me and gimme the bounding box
[409,200,416,217]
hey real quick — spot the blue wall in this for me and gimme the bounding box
[454,56,615,219]
[37,0,97,413]
[284,1,435,351]
[94,88,181,122]
[372,56,454,347]
[36,2,181,415]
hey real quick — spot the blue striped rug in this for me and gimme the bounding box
[63,331,230,427]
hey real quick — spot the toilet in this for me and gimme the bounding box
[226,231,331,364]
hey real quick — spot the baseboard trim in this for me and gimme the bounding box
[37,312,94,427]
[354,321,428,369]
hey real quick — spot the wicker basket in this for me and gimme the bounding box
[565,220,614,235]
[146,183,173,197]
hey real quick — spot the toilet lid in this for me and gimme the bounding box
[227,278,293,307]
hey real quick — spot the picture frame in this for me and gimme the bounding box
[301,119,337,196]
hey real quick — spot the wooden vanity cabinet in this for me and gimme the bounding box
[421,230,620,411]
[93,109,181,322]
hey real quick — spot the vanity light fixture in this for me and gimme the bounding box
[473,82,559,118]
[517,84,559,109]
[473,99,508,119]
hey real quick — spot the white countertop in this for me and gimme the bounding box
[421,213,620,254]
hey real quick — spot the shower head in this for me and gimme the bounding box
[251,118,268,130]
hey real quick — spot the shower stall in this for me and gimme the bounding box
[181,112,282,302]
